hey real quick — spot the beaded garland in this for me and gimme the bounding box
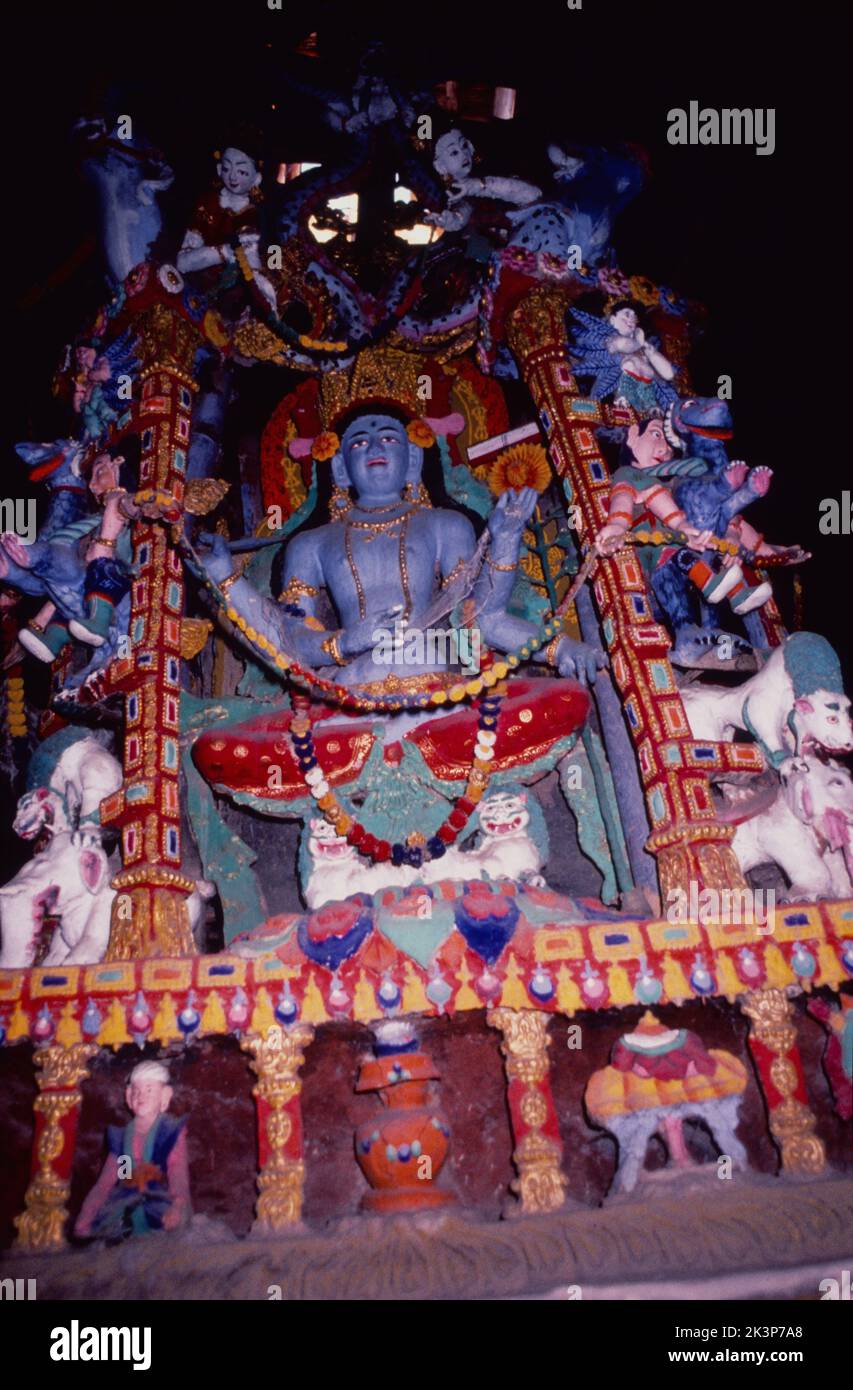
[287,687,508,866]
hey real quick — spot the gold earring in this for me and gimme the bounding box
[329,484,352,520]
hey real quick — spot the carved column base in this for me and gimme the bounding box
[241,1023,314,1234]
[488,1008,568,1214]
[652,830,749,900]
[14,1043,97,1252]
[106,873,197,960]
[742,988,826,1175]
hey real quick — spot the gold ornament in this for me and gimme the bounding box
[184,477,230,516]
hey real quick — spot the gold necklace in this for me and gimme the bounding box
[345,513,413,621]
[345,503,419,535]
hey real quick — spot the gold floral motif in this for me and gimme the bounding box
[105,885,196,961]
[511,1132,568,1213]
[519,1089,549,1129]
[241,1024,315,1232]
[180,618,213,659]
[184,477,230,516]
[14,1043,97,1252]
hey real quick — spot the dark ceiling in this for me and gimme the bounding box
[6,0,845,667]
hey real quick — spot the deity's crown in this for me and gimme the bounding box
[319,347,426,433]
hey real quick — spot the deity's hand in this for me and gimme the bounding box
[74,1214,93,1238]
[339,605,405,660]
[594,523,628,557]
[161,1200,184,1231]
[556,637,608,686]
[488,488,538,546]
[679,524,714,552]
[194,532,234,584]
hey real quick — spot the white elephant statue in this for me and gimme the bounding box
[680,631,853,767]
[0,827,115,967]
[727,756,853,901]
[21,731,123,836]
[0,834,215,967]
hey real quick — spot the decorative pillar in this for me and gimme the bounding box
[14,1043,97,1252]
[103,300,201,959]
[507,286,748,899]
[241,1023,315,1233]
[742,988,826,1175]
[487,1007,567,1214]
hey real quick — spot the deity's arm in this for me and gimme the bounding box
[74,1152,119,1234]
[177,228,232,275]
[480,174,542,207]
[607,332,639,355]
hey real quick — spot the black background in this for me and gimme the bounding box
[4,0,847,670]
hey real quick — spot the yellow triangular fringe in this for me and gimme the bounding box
[402,962,430,1015]
[556,964,582,1015]
[7,1001,29,1043]
[55,1002,81,1048]
[301,972,330,1025]
[453,959,480,1011]
[817,942,845,989]
[250,986,276,1037]
[662,952,691,1002]
[500,953,529,1009]
[354,970,382,1023]
[98,998,131,1049]
[716,952,743,1002]
[764,943,794,989]
[150,992,181,1046]
[200,989,227,1036]
[607,963,633,1006]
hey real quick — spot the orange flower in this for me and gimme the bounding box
[406,418,435,449]
[488,442,551,496]
[311,431,340,462]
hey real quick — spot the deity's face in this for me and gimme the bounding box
[89,454,122,498]
[610,307,638,336]
[337,414,414,501]
[126,1076,172,1123]
[217,147,260,196]
[434,130,474,181]
[628,420,672,469]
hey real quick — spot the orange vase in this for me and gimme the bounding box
[355,1049,454,1212]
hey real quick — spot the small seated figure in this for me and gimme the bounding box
[594,419,775,657]
[177,137,276,313]
[570,301,678,413]
[74,1061,191,1241]
[424,129,542,237]
[585,1011,749,1196]
[18,450,132,664]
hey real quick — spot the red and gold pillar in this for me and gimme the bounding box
[742,988,826,1175]
[507,286,747,899]
[241,1023,315,1233]
[14,1042,97,1252]
[488,1007,568,1214]
[103,302,200,959]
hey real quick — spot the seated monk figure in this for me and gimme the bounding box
[191,350,605,866]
